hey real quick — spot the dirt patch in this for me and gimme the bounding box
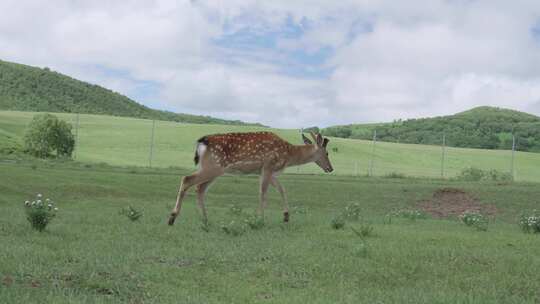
[417,188,498,218]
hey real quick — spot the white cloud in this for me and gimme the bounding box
[1,0,540,127]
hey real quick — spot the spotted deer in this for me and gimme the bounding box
[167,131,333,225]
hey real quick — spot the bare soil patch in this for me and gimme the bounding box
[417,188,498,218]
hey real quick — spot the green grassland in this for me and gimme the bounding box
[1,110,540,182]
[1,160,540,303]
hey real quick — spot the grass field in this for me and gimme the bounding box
[2,111,540,182]
[1,159,540,303]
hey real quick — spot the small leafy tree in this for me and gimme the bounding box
[24,114,75,158]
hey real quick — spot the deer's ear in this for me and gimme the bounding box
[323,138,329,148]
[309,131,318,144]
[316,133,323,146]
[302,133,313,145]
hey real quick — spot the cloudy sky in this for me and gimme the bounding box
[2,1,540,127]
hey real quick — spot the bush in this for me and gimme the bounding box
[392,209,429,221]
[342,203,362,221]
[456,167,485,181]
[221,220,246,236]
[456,167,513,182]
[244,214,265,230]
[228,204,244,216]
[485,169,513,182]
[24,113,75,158]
[24,194,58,232]
[120,206,143,222]
[351,223,374,238]
[384,172,406,179]
[330,216,346,229]
[518,210,540,233]
[460,211,488,231]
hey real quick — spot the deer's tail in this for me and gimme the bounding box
[194,136,209,165]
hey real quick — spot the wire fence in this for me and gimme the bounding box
[61,113,539,182]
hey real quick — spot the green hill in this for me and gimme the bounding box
[0,59,261,126]
[322,106,540,152]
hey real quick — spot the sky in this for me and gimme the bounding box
[1,0,540,128]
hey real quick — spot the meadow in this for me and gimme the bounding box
[1,159,540,303]
[2,110,540,182]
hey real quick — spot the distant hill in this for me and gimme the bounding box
[0,59,262,126]
[322,106,540,152]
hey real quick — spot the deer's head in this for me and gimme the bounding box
[302,132,334,173]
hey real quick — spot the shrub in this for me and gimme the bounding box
[393,209,429,221]
[456,167,485,181]
[330,216,346,229]
[120,206,143,222]
[228,204,244,216]
[351,223,374,238]
[460,211,488,231]
[518,210,540,233]
[384,172,406,179]
[342,203,362,221]
[24,114,75,158]
[485,169,513,182]
[244,214,265,230]
[456,167,513,182]
[24,194,58,232]
[221,220,246,236]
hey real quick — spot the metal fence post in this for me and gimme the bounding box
[441,133,446,178]
[369,129,377,177]
[73,113,80,160]
[510,135,515,180]
[149,120,156,168]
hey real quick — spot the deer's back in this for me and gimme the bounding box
[200,132,292,172]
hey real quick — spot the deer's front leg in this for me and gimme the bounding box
[258,168,273,219]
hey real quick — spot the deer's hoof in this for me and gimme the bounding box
[168,214,177,226]
[283,211,289,223]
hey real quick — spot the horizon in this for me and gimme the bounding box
[1,1,540,128]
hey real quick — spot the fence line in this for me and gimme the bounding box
[66,115,530,181]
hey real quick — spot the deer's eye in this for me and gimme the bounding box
[326,152,329,156]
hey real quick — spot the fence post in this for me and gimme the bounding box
[440,133,446,178]
[369,129,377,176]
[510,134,515,180]
[149,120,156,168]
[73,113,80,160]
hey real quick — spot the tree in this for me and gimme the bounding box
[24,113,75,158]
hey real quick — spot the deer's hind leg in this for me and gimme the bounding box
[196,179,215,225]
[270,177,289,222]
[168,169,221,226]
[257,166,273,219]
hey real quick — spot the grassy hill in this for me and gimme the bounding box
[322,106,540,152]
[2,110,540,182]
[0,59,260,126]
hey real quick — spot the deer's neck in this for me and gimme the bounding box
[287,145,318,166]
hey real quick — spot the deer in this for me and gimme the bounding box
[167,131,333,226]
